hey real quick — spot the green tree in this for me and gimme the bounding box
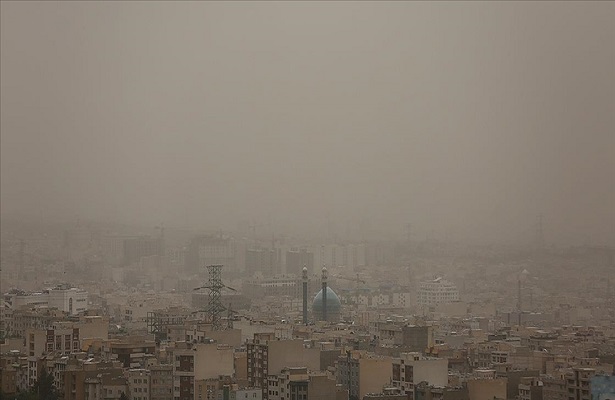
[14,391,38,400]
[32,369,59,400]
[119,393,129,400]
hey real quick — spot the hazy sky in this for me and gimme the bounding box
[1,1,614,245]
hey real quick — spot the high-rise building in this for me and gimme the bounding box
[417,277,459,307]
[123,236,164,266]
[286,249,314,276]
[185,235,237,274]
[246,249,278,276]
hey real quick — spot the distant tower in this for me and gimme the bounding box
[302,266,308,325]
[322,266,328,322]
[536,214,545,249]
[405,223,412,242]
[18,239,25,280]
[159,223,165,255]
[155,223,165,256]
[518,269,529,326]
[206,265,225,330]
[63,230,71,261]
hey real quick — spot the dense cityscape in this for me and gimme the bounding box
[0,220,614,399]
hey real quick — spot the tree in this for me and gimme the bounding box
[14,392,38,400]
[119,393,129,400]
[33,369,59,400]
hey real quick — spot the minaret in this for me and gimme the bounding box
[322,265,328,322]
[518,269,529,326]
[302,266,308,325]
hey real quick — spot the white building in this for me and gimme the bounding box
[6,291,49,309]
[6,286,88,315]
[47,287,88,315]
[391,292,413,308]
[391,352,448,395]
[417,277,459,307]
[231,388,262,400]
[373,293,390,306]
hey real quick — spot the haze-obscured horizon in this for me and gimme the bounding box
[2,1,614,246]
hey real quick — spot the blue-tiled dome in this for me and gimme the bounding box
[312,287,341,320]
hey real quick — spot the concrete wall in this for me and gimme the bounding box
[76,316,109,339]
[268,340,321,375]
[359,358,393,400]
[467,378,507,400]
[412,358,449,387]
[194,343,234,380]
[207,329,242,348]
[308,375,338,400]
[235,352,248,382]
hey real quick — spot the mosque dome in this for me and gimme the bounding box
[312,287,341,321]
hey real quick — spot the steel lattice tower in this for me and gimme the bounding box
[206,265,225,330]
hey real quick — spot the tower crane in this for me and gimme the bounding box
[332,273,366,291]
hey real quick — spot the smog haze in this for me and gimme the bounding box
[1,1,614,245]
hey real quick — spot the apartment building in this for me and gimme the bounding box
[336,351,392,400]
[26,327,80,357]
[172,342,234,400]
[417,278,459,307]
[247,333,321,400]
[565,368,595,400]
[127,369,151,400]
[150,364,173,400]
[391,352,448,396]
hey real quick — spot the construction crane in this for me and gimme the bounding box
[332,273,366,291]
